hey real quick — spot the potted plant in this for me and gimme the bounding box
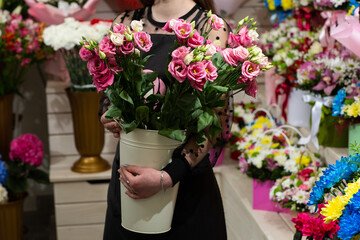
[43,17,112,173]
[0,133,49,240]
[0,10,53,160]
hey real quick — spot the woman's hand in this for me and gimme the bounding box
[100,112,122,138]
[118,165,173,199]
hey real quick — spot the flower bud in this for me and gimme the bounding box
[84,45,92,50]
[134,48,140,56]
[207,10,212,18]
[204,56,212,60]
[184,52,194,65]
[191,21,195,28]
[125,32,133,41]
[99,50,106,60]
[193,53,204,62]
[189,29,196,38]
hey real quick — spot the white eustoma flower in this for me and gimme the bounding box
[110,33,124,46]
[0,184,8,204]
[184,52,194,65]
[130,20,144,32]
[0,10,10,24]
[248,29,259,42]
[231,124,241,134]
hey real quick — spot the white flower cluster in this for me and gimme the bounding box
[43,17,111,50]
[0,184,8,204]
[0,10,10,24]
[292,0,313,7]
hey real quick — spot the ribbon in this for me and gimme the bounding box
[298,94,334,149]
[293,7,312,31]
[319,10,346,49]
[72,84,96,89]
[275,79,292,122]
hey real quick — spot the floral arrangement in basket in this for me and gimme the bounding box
[0,134,49,203]
[292,203,341,240]
[81,14,272,143]
[307,144,360,240]
[231,102,257,133]
[269,155,322,212]
[24,0,100,25]
[0,10,53,96]
[313,0,354,11]
[332,85,360,119]
[43,17,111,91]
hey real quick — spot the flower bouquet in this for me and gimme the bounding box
[292,204,341,240]
[305,146,360,239]
[0,134,49,239]
[270,166,320,212]
[25,0,100,25]
[0,10,53,96]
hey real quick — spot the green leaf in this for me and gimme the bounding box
[143,71,158,83]
[7,176,27,194]
[28,168,50,184]
[135,106,149,124]
[197,111,213,132]
[191,109,204,119]
[195,132,207,145]
[105,105,122,120]
[293,231,303,240]
[209,85,229,93]
[178,94,202,112]
[158,129,186,142]
[120,90,134,105]
[122,121,138,133]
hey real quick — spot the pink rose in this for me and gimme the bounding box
[299,184,309,191]
[241,61,260,79]
[187,30,204,48]
[99,36,116,57]
[244,78,257,98]
[203,60,217,82]
[188,62,207,91]
[79,44,95,61]
[21,58,31,66]
[93,70,114,92]
[168,59,187,82]
[134,32,152,52]
[113,23,126,34]
[232,46,249,62]
[227,32,241,48]
[205,42,218,56]
[120,40,135,54]
[162,19,184,32]
[9,134,44,167]
[173,21,193,39]
[238,26,254,47]
[171,46,191,60]
[208,14,224,31]
[221,48,237,66]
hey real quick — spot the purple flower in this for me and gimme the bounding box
[312,68,339,95]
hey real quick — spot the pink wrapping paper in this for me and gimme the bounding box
[252,179,290,213]
[25,0,99,25]
[331,8,360,58]
[264,68,280,106]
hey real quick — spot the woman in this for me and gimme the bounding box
[99,0,232,239]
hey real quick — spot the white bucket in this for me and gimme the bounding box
[287,88,311,128]
[119,128,181,234]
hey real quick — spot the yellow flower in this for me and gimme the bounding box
[343,102,360,118]
[244,142,252,149]
[295,155,311,167]
[271,143,280,148]
[240,127,247,135]
[321,195,348,223]
[252,130,261,137]
[260,135,272,145]
[267,0,276,10]
[281,0,295,10]
[343,179,360,201]
[248,146,263,155]
[252,116,271,129]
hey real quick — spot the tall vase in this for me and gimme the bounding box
[349,123,360,155]
[0,196,26,240]
[66,89,110,173]
[0,94,14,160]
[119,128,181,234]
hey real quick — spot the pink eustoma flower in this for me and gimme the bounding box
[208,14,224,31]
[134,32,152,52]
[21,58,31,66]
[227,32,241,48]
[168,59,187,82]
[79,44,95,61]
[113,23,126,34]
[171,46,191,60]
[143,69,166,95]
[244,78,258,98]
[120,40,135,54]
[222,48,237,66]
[162,19,184,32]
[188,62,207,91]
[232,46,249,62]
[93,70,114,92]
[173,21,193,39]
[187,30,204,48]
[203,60,217,81]
[242,61,260,79]
[238,26,253,47]
[99,36,116,57]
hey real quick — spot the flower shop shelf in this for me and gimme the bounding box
[214,158,295,240]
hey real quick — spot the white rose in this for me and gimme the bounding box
[110,33,124,46]
[248,29,259,42]
[0,184,8,204]
[130,20,144,32]
[205,44,217,56]
[184,52,194,65]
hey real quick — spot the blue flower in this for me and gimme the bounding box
[338,191,360,240]
[332,89,346,116]
[307,184,324,206]
[0,159,8,187]
[349,0,360,15]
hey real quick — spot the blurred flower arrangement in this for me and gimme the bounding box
[43,17,111,91]
[313,0,353,11]
[0,10,53,96]
[25,0,99,25]
[0,134,49,203]
[270,165,320,212]
[332,85,360,119]
[82,14,272,143]
[306,143,360,240]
